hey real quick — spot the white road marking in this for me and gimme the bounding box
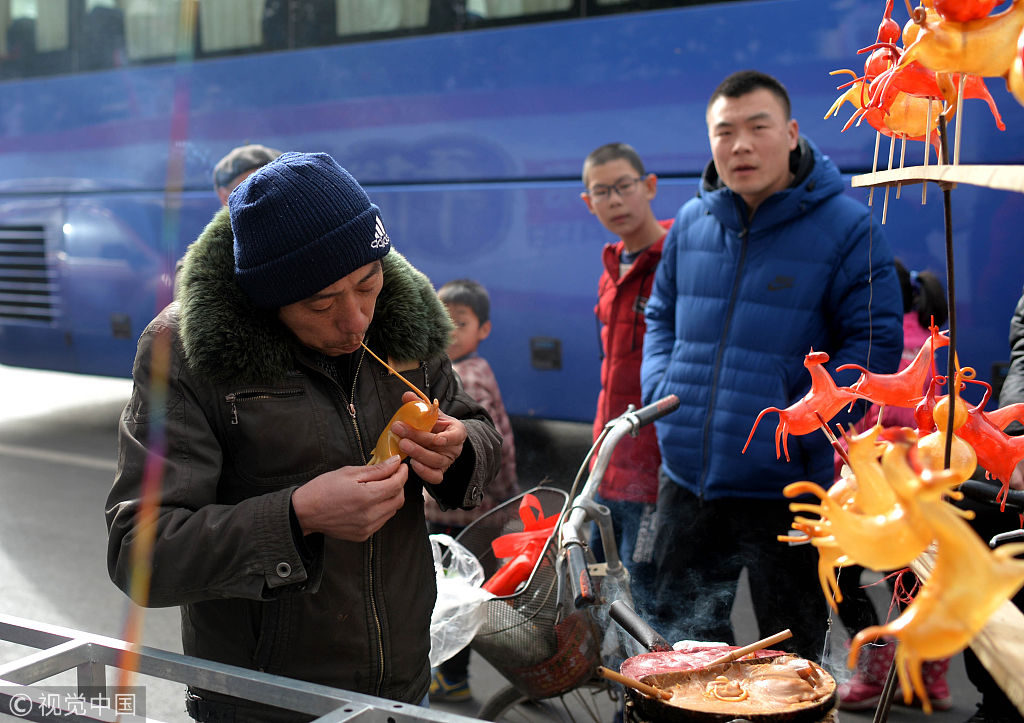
[0,442,115,471]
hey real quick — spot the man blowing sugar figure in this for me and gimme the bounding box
[106,152,502,722]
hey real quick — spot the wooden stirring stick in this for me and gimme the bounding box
[705,629,793,669]
[815,411,851,468]
[596,666,672,701]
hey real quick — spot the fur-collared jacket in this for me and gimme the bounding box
[105,208,501,718]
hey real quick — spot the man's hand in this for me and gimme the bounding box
[391,391,467,485]
[291,456,408,540]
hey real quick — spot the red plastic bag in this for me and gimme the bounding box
[482,493,559,596]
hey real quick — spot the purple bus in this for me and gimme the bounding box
[1,0,1021,423]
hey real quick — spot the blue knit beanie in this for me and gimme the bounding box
[229,151,391,308]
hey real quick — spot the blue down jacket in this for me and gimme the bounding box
[641,137,903,499]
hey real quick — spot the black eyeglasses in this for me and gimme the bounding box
[587,177,643,202]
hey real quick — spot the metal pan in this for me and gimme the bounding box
[610,601,782,680]
[628,655,836,723]
[609,602,835,723]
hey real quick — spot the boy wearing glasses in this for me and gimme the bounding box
[579,142,671,617]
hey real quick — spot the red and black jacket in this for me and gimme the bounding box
[593,219,671,503]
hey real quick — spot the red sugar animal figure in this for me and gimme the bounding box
[743,350,865,462]
[839,325,949,408]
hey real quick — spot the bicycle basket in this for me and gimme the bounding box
[454,486,602,700]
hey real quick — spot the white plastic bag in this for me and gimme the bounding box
[428,533,495,667]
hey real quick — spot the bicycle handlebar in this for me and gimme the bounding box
[959,478,1024,511]
[564,543,596,608]
[628,394,682,430]
[563,394,680,609]
[608,599,672,652]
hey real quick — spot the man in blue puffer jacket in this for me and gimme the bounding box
[641,70,903,662]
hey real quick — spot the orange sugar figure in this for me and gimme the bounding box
[360,342,440,466]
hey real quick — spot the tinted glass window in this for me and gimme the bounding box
[0,0,741,80]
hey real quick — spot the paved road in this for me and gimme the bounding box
[0,364,990,722]
[0,366,185,720]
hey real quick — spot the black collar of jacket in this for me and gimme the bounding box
[175,207,453,385]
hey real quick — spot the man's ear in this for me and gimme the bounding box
[478,320,492,341]
[643,173,658,200]
[580,192,596,215]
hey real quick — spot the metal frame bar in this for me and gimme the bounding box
[0,614,479,723]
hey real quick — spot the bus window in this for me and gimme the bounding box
[585,0,744,12]
[30,2,67,52]
[467,0,572,19]
[262,0,335,51]
[0,0,709,80]
[124,0,188,61]
[81,0,125,70]
[335,0,428,36]
[0,7,35,80]
[199,0,263,53]
[0,0,70,78]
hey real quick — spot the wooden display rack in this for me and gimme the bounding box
[912,546,1024,714]
[853,153,1024,718]
[851,163,1024,194]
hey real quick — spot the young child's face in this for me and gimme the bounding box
[445,302,491,361]
[581,158,656,238]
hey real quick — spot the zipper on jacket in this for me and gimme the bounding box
[630,267,655,352]
[297,351,368,462]
[341,350,367,463]
[366,359,429,695]
[294,356,385,687]
[699,226,749,495]
[369,534,386,694]
[224,388,302,425]
[378,361,431,396]
[419,360,432,397]
[349,407,366,463]
[365,357,432,694]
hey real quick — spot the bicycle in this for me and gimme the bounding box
[452,395,680,722]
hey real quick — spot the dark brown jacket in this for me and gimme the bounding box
[105,208,501,719]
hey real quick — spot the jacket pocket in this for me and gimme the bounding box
[223,385,325,487]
